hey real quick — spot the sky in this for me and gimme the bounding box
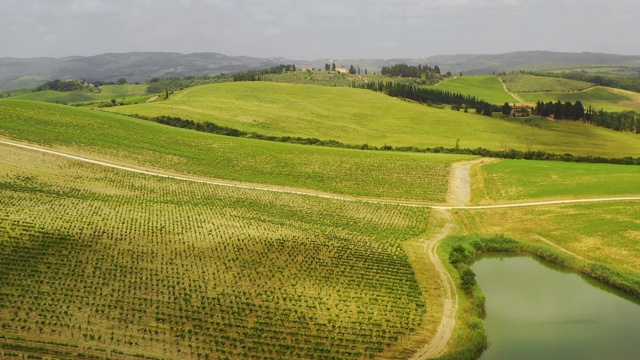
[2,0,638,59]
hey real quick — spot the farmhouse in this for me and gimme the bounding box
[299,66,313,71]
[511,105,532,117]
[335,66,349,74]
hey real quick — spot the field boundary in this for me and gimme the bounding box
[2,138,639,211]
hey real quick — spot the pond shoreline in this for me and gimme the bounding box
[437,234,640,360]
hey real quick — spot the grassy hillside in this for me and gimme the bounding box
[519,86,640,112]
[0,143,432,359]
[104,82,640,158]
[501,74,594,93]
[456,202,640,272]
[0,99,471,202]
[10,84,149,104]
[474,159,640,203]
[428,76,516,104]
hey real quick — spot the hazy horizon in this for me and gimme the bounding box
[2,0,639,60]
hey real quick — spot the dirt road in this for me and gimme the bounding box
[410,208,458,359]
[497,77,526,103]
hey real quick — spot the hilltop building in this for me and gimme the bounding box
[511,105,532,117]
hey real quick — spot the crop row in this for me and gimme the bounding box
[501,74,594,93]
[0,145,431,359]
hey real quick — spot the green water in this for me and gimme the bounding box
[472,254,640,359]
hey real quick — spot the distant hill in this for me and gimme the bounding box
[0,52,284,90]
[417,51,640,75]
[2,51,640,90]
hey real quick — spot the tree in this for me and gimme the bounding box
[117,78,127,85]
[574,101,585,120]
[482,103,493,116]
[449,245,467,264]
[324,63,330,71]
[331,63,336,71]
[348,65,356,75]
[564,101,575,120]
[364,68,368,75]
[553,101,564,119]
[502,102,512,116]
[460,267,476,291]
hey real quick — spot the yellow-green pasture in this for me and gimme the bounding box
[102,82,640,158]
[454,202,640,273]
[473,159,640,204]
[429,76,517,104]
[0,99,472,202]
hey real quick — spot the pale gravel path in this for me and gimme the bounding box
[3,138,640,359]
[497,76,526,103]
[410,208,458,360]
[534,234,585,261]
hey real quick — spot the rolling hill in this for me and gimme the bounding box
[104,81,640,158]
[0,99,471,202]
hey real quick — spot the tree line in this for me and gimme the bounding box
[380,63,443,78]
[533,100,639,133]
[351,81,495,116]
[534,100,586,120]
[586,108,639,133]
[232,64,297,81]
[131,114,640,165]
[146,75,231,93]
[36,79,86,92]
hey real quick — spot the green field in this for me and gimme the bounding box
[519,86,640,112]
[428,76,516,104]
[501,74,594,93]
[0,99,471,202]
[456,202,640,272]
[10,84,150,104]
[0,143,432,359]
[103,82,640,158]
[476,159,640,203]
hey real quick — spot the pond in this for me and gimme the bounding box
[472,254,640,359]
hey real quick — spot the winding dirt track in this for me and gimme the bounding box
[2,138,640,359]
[409,208,458,360]
[497,76,526,103]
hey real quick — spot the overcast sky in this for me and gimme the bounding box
[2,0,638,59]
